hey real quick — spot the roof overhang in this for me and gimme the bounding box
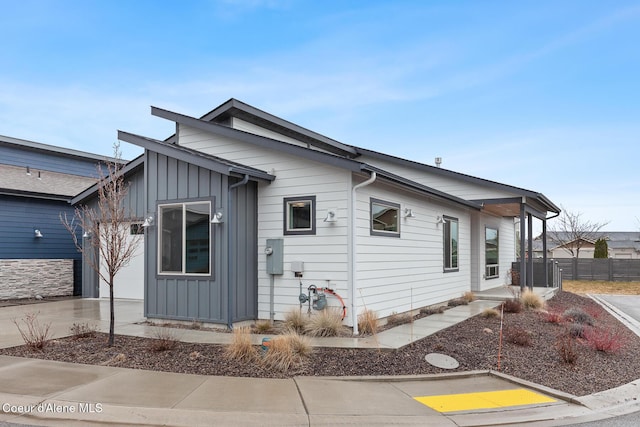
[199,98,358,158]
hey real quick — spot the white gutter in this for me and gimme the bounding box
[350,171,377,335]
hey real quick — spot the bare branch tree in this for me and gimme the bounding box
[61,143,140,346]
[548,206,609,258]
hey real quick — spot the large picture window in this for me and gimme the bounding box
[159,201,211,275]
[284,196,316,235]
[443,216,459,271]
[485,227,499,279]
[370,198,400,237]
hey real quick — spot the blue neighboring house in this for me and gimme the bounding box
[0,135,116,299]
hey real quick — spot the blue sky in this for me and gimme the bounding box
[1,0,639,231]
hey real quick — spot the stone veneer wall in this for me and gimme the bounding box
[0,259,74,299]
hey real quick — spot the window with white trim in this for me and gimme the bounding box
[284,196,316,235]
[370,198,400,237]
[443,216,459,271]
[485,227,499,279]
[159,201,211,275]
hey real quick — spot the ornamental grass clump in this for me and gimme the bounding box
[282,308,308,334]
[480,307,500,319]
[357,309,379,335]
[261,332,312,372]
[305,308,347,337]
[520,289,544,310]
[224,326,258,363]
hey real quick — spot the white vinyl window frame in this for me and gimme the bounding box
[485,227,499,279]
[157,200,212,277]
[443,216,459,272]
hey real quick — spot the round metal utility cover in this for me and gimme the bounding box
[425,353,459,369]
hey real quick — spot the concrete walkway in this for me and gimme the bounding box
[0,296,639,426]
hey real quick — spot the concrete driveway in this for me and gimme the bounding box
[591,294,640,337]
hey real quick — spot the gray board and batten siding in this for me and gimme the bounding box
[144,151,259,324]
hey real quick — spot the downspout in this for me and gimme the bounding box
[350,171,377,335]
[227,174,250,329]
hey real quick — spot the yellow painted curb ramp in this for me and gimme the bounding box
[415,388,557,413]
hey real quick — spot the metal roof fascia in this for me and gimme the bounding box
[0,188,72,202]
[357,147,559,212]
[70,155,144,205]
[0,134,123,163]
[151,107,363,173]
[118,131,238,178]
[198,98,358,157]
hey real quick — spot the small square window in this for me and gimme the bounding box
[284,196,316,235]
[370,198,400,237]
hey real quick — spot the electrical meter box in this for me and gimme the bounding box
[265,238,284,275]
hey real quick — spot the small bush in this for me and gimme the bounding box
[420,306,446,315]
[282,308,308,334]
[224,326,258,363]
[386,311,413,327]
[556,333,578,364]
[502,299,523,313]
[520,290,544,310]
[505,327,532,346]
[253,320,274,334]
[563,308,594,326]
[462,291,476,303]
[542,311,564,324]
[149,328,179,352]
[583,327,626,353]
[13,312,51,350]
[69,322,97,339]
[568,323,586,339]
[584,305,605,320]
[358,309,379,335]
[448,298,468,307]
[305,309,347,337]
[480,308,500,319]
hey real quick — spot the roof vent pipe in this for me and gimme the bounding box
[435,157,442,168]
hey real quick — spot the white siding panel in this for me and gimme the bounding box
[177,125,351,324]
[358,155,517,200]
[354,181,472,319]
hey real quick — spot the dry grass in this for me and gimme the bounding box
[224,326,258,363]
[386,311,413,327]
[357,309,379,335]
[563,280,640,295]
[462,291,476,303]
[305,309,347,337]
[480,307,500,318]
[520,289,545,310]
[253,320,274,334]
[261,332,312,372]
[282,308,308,334]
